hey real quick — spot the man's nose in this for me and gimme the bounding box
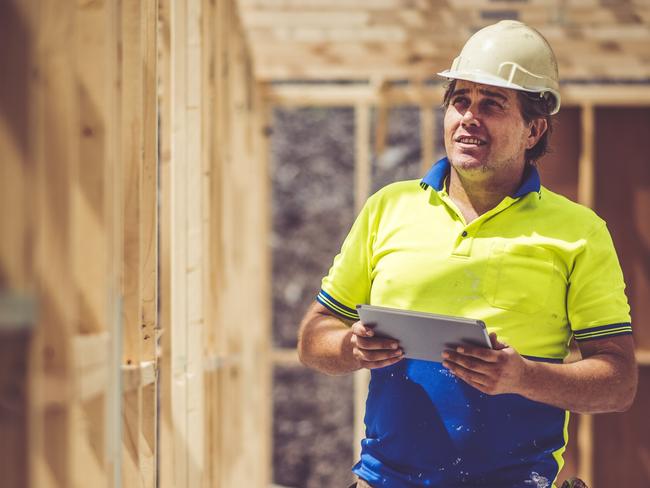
[461,107,480,126]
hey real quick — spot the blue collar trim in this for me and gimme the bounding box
[420,157,541,198]
[420,157,450,191]
[513,163,541,198]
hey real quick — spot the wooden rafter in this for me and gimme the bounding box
[237,0,650,82]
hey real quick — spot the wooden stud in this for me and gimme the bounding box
[185,0,206,484]
[0,0,32,294]
[18,0,123,486]
[120,1,158,486]
[576,103,595,486]
[247,80,273,488]
[220,3,250,484]
[420,104,435,175]
[578,104,595,209]
[201,0,219,485]
[170,0,191,485]
[157,0,174,485]
[105,0,124,484]
[140,0,160,367]
[73,0,111,336]
[217,0,239,483]
[353,103,372,463]
[33,2,81,487]
[120,0,146,483]
[577,414,594,487]
[355,104,371,214]
[373,79,390,160]
[72,0,123,485]
[374,105,389,159]
[207,0,234,484]
[0,0,36,297]
[139,2,159,487]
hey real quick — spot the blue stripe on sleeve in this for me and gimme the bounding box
[574,322,633,342]
[316,289,359,321]
[522,355,564,364]
[575,330,633,342]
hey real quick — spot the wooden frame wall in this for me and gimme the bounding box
[1,1,270,487]
[0,1,124,486]
[266,82,650,487]
[158,0,271,486]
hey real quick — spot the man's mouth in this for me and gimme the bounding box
[455,136,487,146]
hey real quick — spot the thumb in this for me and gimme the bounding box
[489,332,508,350]
[352,320,374,337]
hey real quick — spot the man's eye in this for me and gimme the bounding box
[453,97,469,106]
[485,99,503,109]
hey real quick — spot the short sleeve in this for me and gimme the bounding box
[568,222,632,342]
[317,197,377,321]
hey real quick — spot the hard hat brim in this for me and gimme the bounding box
[438,69,561,115]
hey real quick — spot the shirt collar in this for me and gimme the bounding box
[420,157,541,198]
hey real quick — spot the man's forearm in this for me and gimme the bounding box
[520,354,637,413]
[298,305,361,375]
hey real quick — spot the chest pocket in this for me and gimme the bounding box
[482,242,555,314]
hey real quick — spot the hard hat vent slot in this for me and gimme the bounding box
[498,62,547,88]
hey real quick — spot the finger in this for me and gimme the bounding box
[465,377,492,394]
[355,347,403,363]
[443,351,495,374]
[443,360,491,387]
[351,320,374,337]
[489,332,508,350]
[452,344,502,363]
[360,355,404,370]
[355,335,400,351]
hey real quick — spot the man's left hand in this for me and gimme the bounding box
[442,332,529,395]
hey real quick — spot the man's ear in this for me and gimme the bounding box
[527,118,548,149]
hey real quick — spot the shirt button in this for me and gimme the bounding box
[461,231,468,237]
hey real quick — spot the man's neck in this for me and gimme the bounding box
[447,165,525,223]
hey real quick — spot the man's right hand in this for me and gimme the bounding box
[350,320,404,369]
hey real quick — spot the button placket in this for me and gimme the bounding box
[452,225,474,256]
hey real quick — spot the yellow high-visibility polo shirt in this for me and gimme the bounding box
[316,157,632,487]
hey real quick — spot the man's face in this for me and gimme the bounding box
[444,80,535,179]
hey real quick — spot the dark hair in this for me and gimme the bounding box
[442,79,555,164]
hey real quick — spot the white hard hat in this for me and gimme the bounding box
[438,20,561,114]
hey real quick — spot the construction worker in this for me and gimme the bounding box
[298,21,637,487]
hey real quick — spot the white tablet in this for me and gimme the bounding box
[356,304,492,363]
